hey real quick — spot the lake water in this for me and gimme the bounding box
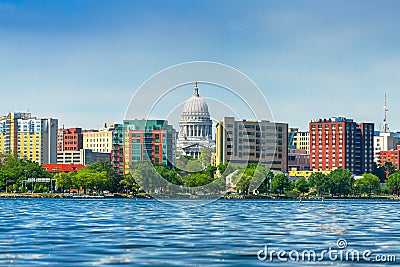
[0,199,399,266]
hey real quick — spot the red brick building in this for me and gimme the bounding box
[379,146,400,169]
[58,128,83,152]
[310,117,374,175]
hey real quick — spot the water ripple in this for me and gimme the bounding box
[0,199,399,266]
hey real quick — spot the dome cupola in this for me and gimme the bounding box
[182,82,210,118]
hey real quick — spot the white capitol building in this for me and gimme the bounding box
[176,82,215,158]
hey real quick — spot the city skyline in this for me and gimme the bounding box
[1,0,400,130]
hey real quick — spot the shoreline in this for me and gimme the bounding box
[0,193,398,200]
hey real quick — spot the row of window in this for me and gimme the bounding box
[85,138,110,142]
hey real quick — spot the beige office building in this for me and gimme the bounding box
[215,117,288,172]
[83,124,118,153]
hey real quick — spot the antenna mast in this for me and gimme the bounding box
[383,93,389,133]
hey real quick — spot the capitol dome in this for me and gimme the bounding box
[176,82,215,159]
[182,83,210,118]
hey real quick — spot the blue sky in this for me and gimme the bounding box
[1,0,399,131]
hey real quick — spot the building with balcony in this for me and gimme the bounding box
[123,119,176,173]
[111,124,124,176]
[309,117,374,175]
[0,112,58,164]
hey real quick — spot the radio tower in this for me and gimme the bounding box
[383,93,389,133]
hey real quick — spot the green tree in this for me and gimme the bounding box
[354,173,380,197]
[387,172,400,196]
[54,172,72,192]
[372,163,387,183]
[184,173,213,188]
[86,161,122,193]
[154,164,183,186]
[308,172,330,196]
[233,171,252,194]
[295,178,309,195]
[217,163,229,174]
[0,169,14,191]
[72,169,91,193]
[270,174,291,194]
[126,161,166,194]
[87,171,110,193]
[247,165,273,194]
[120,172,141,195]
[328,169,354,197]
[186,160,204,173]
[199,147,214,168]
[0,154,51,190]
[230,164,261,194]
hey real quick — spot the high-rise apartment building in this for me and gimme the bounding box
[309,117,374,175]
[215,117,288,172]
[0,112,58,164]
[123,119,176,174]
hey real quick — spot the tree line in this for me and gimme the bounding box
[2,152,400,198]
[54,161,122,194]
[0,154,121,194]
